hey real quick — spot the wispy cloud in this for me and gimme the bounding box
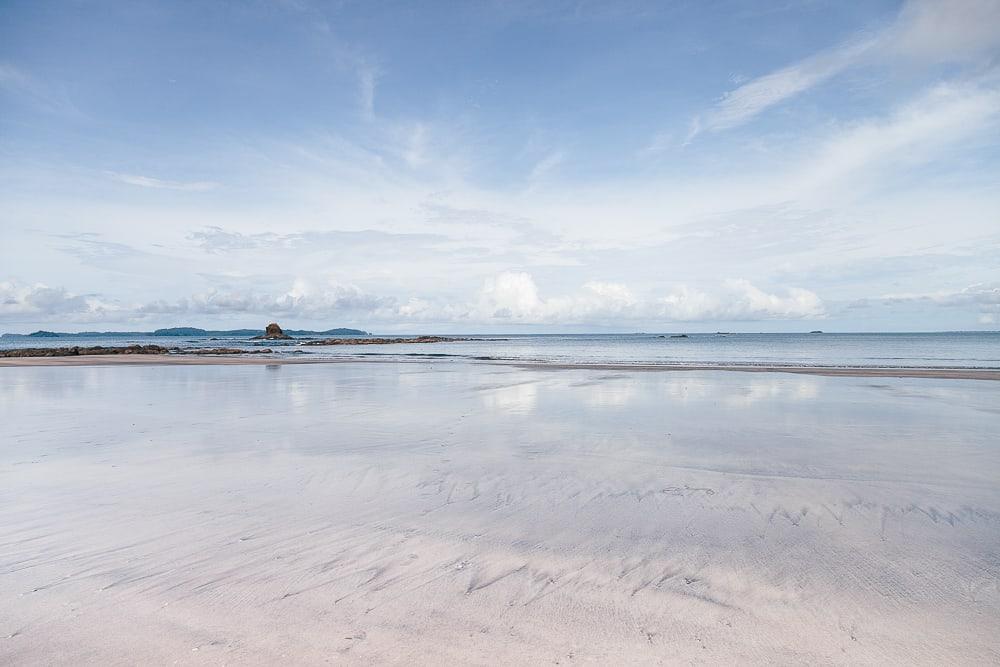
[794,77,1000,195]
[689,36,876,140]
[847,282,1000,324]
[0,63,31,89]
[0,62,81,116]
[107,172,220,192]
[686,0,1000,141]
[358,64,379,121]
[527,151,565,185]
[188,226,447,254]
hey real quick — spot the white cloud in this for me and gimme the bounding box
[473,272,822,323]
[1,272,827,328]
[108,172,220,192]
[794,78,1000,195]
[877,283,1000,314]
[0,62,81,116]
[0,63,30,88]
[887,0,1000,62]
[135,279,394,319]
[477,272,543,319]
[474,273,642,323]
[528,151,565,183]
[656,279,825,321]
[688,0,1000,139]
[690,36,876,138]
[358,65,379,121]
[0,281,116,318]
[402,123,429,168]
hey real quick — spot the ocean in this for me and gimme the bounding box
[2,331,998,369]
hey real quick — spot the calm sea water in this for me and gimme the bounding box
[3,332,998,369]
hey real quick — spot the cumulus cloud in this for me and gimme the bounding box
[0,281,115,319]
[656,279,824,321]
[130,272,820,325]
[136,279,395,319]
[1,273,826,328]
[473,272,823,323]
[474,272,638,322]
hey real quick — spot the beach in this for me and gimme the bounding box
[2,360,999,664]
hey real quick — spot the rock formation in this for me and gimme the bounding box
[0,345,170,357]
[252,322,293,340]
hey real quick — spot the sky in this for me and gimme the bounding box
[1,0,999,333]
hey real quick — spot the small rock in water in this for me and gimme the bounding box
[252,322,292,340]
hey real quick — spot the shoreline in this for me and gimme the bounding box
[2,352,999,379]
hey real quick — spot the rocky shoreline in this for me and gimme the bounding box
[0,345,278,358]
[0,339,463,358]
[0,345,171,358]
[0,323,464,358]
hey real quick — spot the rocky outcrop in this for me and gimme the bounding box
[1,345,170,358]
[301,336,463,346]
[0,345,281,358]
[252,322,293,340]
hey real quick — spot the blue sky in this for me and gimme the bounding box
[1,0,998,333]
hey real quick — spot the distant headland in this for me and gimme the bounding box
[1,324,371,339]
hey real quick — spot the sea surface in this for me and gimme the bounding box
[2,331,999,369]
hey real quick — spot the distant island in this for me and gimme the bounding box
[1,325,371,339]
[1,321,466,358]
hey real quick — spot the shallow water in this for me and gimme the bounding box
[1,362,998,663]
[3,331,1000,368]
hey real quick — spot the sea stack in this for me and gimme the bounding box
[253,322,292,340]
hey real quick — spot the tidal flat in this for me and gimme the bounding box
[1,362,998,664]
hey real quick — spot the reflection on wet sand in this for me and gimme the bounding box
[1,363,998,664]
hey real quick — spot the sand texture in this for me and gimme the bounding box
[1,363,998,664]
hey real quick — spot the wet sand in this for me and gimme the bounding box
[1,362,999,664]
[2,353,999,380]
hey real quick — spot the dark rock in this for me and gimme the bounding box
[252,322,293,340]
[1,345,170,358]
